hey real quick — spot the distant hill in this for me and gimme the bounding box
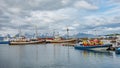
[14,33,95,38]
[72,33,95,38]
[105,33,120,36]
[25,33,53,38]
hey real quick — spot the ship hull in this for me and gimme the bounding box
[9,41,43,45]
[46,39,76,43]
[74,44,112,50]
[0,41,10,44]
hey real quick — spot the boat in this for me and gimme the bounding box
[45,36,76,43]
[9,37,44,45]
[0,41,10,44]
[9,39,43,45]
[107,35,120,51]
[74,44,111,50]
[9,26,45,45]
[9,40,41,45]
[115,47,120,54]
[45,27,76,43]
[45,35,76,43]
[46,39,76,43]
[0,37,10,44]
[114,36,120,54]
[74,39,112,50]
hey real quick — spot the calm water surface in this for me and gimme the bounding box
[0,44,120,68]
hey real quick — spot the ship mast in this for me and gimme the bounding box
[94,29,97,38]
[53,29,56,38]
[35,25,38,38]
[67,27,69,39]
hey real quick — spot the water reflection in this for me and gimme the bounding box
[75,49,113,57]
[0,44,120,68]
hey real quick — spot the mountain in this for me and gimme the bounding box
[72,33,95,38]
[13,33,95,38]
[105,33,120,36]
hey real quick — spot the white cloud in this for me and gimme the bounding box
[83,13,120,27]
[74,1,99,10]
[30,10,70,22]
[0,0,120,36]
[110,0,120,3]
[72,23,80,27]
[61,0,70,5]
[8,8,21,14]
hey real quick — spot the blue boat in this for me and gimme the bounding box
[0,41,10,44]
[115,47,120,54]
[74,44,112,50]
[0,37,10,44]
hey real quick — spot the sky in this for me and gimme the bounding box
[0,0,120,36]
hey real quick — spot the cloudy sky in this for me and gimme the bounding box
[0,0,120,36]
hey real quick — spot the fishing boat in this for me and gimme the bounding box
[9,40,41,45]
[46,39,76,43]
[9,25,44,45]
[45,36,76,43]
[45,27,76,43]
[9,37,44,45]
[9,33,45,45]
[74,44,111,50]
[74,39,112,50]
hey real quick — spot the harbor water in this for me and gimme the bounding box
[0,44,120,68]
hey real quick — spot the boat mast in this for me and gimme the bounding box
[35,25,38,38]
[53,29,56,38]
[67,27,69,39]
[94,29,97,38]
